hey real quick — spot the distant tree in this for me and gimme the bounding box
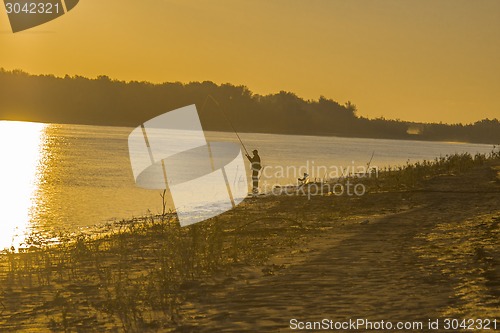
[0,69,498,144]
[344,100,357,117]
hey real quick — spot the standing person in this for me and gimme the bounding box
[246,149,261,195]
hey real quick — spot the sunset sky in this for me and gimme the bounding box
[1,0,499,124]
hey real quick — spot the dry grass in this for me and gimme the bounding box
[0,209,307,331]
[0,148,498,332]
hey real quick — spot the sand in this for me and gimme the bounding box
[175,162,500,332]
[0,161,498,332]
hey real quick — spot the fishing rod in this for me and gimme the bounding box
[201,95,250,156]
[367,151,375,169]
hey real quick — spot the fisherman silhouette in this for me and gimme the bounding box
[246,149,261,195]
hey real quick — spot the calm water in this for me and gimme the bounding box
[0,121,494,249]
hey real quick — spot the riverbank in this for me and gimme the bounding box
[2,70,500,145]
[0,153,499,332]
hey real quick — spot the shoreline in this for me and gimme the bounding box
[2,119,499,146]
[0,157,498,331]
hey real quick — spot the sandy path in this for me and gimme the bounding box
[177,166,500,332]
[0,164,496,332]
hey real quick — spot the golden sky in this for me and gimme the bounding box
[1,0,499,124]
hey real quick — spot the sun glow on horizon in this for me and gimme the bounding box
[1,1,499,123]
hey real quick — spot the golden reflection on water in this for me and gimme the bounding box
[0,121,46,250]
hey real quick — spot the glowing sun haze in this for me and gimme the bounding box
[1,0,499,124]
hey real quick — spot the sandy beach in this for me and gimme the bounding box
[0,158,498,332]
[2,2,500,331]
[174,161,500,332]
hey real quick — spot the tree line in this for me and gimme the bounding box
[0,68,499,144]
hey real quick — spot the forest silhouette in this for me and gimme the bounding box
[0,68,498,144]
